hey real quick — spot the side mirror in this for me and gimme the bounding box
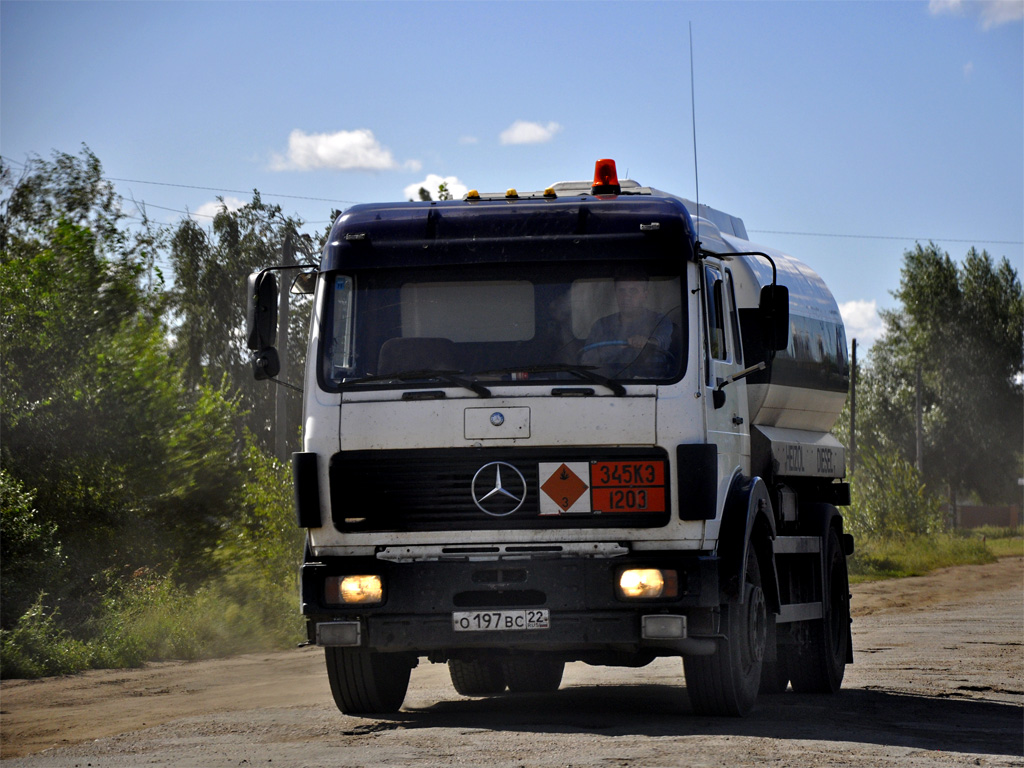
[759,284,790,352]
[246,271,278,350]
[252,347,281,380]
[246,271,281,380]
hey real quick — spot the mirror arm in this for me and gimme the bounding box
[258,264,317,289]
[715,361,767,391]
[712,250,777,287]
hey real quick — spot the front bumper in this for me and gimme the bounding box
[301,552,720,655]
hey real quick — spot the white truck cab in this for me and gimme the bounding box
[248,160,853,716]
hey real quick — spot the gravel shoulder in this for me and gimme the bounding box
[2,556,1021,766]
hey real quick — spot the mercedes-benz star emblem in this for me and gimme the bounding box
[471,461,527,517]
[490,412,505,427]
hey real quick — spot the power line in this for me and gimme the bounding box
[1,154,359,216]
[123,199,215,219]
[105,175,360,206]
[5,155,1021,246]
[748,229,1023,246]
[120,198,335,226]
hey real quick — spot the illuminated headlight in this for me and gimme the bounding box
[325,575,383,605]
[617,569,678,600]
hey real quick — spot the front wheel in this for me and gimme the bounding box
[325,647,412,715]
[684,546,767,716]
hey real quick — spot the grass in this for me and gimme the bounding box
[848,526,1021,583]
[0,571,305,680]
[968,525,1024,558]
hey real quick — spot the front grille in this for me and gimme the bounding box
[329,447,670,532]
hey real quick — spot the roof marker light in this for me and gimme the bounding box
[505,188,519,198]
[591,158,621,195]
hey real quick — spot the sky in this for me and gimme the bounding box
[2,0,1022,352]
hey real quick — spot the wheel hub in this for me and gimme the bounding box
[746,585,767,664]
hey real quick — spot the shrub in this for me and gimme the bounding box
[845,447,946,539]
[0,470,65,629]
[0,595,91,678]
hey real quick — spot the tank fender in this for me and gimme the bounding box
[799,501,853,553]
[717,475,781,613]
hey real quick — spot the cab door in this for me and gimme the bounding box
[701,259,751,496]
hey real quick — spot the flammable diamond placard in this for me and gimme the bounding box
[539,462,591,515]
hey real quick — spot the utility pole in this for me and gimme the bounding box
[275,229,295,462]
[849,338,857,476]
[915,363,923,475]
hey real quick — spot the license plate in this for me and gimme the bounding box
[452,609,550,632]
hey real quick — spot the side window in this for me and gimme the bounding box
[725,269,743,366]
[703,264,728,363]
[327,275,355,376]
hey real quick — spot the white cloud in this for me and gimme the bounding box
[192,195,246,222]
[928,0,1023,28]
[270,129,421,172]
[499,120,563,145]
[978,0,1024,28]
[459,135,480,145]
[839,299,886,349]
[403,174,469,202]
[929,0,964,16]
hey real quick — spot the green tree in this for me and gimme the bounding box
[1,150,171,622]
[1,146,319,672]
[168,197,313,453]
[0,148,249,624]
[856,243,1023,511]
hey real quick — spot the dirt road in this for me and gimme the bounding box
[2,557,1022,767]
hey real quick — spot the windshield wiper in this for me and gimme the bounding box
[473,364,626,397]
[338,369,491,398]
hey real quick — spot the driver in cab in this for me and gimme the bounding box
[580,271,674,377]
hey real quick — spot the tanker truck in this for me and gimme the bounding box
[247,159,853,717]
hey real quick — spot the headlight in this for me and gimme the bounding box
[325,575,383,605]
[617,568,678,599]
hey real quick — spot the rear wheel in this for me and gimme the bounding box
[684,546,767,716]
[325,648,412,715]
[449,658,507,696]
[789,526,850,693]
[503,656,564,693]
[758,615,789,694]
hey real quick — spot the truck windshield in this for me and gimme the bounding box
[320,261,685,391]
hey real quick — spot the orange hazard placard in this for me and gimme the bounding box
[539,462,591,515]
[590,461,666,513]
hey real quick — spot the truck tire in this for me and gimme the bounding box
[503,657,564,693]
[449,658,507,696]
[325,647,411,714]
[788,526,850,694]
[684,546,767,716]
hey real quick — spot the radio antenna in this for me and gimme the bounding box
[689,21,701,250]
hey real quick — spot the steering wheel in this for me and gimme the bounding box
[579,340,675,377]
[579,340,632,354]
